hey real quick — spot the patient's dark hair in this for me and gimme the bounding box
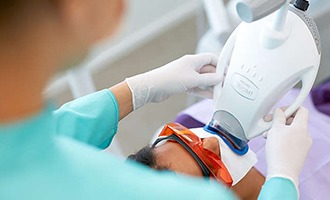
[127,146,170,171]
[127,146,157,168]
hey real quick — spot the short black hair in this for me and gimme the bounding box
[127,145,170,171]
[127,146,156,168]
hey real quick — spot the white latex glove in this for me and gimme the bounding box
[191,128,257,185]
[125,53,222,110]
[264,107,312,192]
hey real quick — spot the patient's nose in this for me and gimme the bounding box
[202,137,221,157]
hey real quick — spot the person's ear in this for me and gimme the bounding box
[56,0,126,45]
[56,0,94,44]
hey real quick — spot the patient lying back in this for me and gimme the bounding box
[128,126,265,200]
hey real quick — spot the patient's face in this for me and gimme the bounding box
[152,136,265,200]
[153,137,220,177]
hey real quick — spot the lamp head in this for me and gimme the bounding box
[236,0,288,22]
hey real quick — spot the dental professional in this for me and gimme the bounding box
[0,1,311,200]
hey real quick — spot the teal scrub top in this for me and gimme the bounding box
[0,89,297,200]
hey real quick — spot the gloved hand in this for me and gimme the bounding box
[125,53,222,110]
[264,107,312,191]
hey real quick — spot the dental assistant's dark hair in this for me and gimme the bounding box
[0,1,58,30]
[127,146,170,171]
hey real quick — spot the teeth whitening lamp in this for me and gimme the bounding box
[205,0,321,155]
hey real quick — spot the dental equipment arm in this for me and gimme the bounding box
[202,0,233,41]
[237,0,311,23]
[236,0,288,23]
[196,0,237,55]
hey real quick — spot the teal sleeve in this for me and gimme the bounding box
[52,89,119,149]
[258,177,298,200]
